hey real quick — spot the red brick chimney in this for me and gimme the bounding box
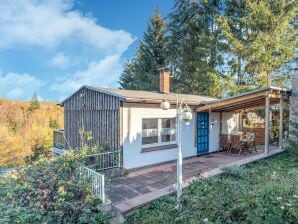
[159,68,170,94]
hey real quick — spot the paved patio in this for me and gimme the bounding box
[106,147,282,214]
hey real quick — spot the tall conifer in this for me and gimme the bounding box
[167,0,224,97]
[120,8,167,91]
[219,0,297,90]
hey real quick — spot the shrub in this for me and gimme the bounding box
[221,165,248,179]
[0,150,109,224]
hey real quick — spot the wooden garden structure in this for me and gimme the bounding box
[196,86,290,153]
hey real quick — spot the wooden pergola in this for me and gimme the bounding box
[196,86,291,153]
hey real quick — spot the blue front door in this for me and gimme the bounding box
[197,112,209,154]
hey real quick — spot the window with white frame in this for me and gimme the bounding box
[142,119,158,145]
[142,118,176,146]
[161,118,176,142]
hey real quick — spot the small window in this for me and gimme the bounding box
[142,118,176,146]
[161,118,176,142]
[142,119,158,145]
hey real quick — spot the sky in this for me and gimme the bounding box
[0,0,173,101]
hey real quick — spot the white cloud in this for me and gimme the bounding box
[0,72,44,99]
[0,0,135,100]
[51,54,123,98]
[0,0,134,54]
[50,52,71,68]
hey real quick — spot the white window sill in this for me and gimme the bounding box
[141,144,178,153]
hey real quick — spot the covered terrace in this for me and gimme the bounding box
[196,86,291,153]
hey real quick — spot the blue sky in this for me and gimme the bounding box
[0,0,172,101]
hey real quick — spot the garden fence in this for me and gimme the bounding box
[76,165,105,203]
[85,150,120,171]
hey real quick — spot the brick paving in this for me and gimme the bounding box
[106,147,282,214]
[106,150,263,205]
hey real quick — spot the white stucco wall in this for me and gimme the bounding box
[122,104,197,169]
[208,112,240,152]
[122,105,240,169]
[209,112,220,152]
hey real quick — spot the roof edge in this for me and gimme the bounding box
[200,86,290,106]
[58,85,125,106]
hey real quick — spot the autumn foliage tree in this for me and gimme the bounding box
[0,98,63,167]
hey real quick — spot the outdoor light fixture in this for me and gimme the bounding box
[160,100,171,110]
[182,106,192,126]
[160,95,192,207]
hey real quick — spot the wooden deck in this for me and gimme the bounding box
[106,147,283,215]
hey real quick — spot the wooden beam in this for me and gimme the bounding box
[213,97,265,110]
[265,92,270,153]
[234,105,265,112]
[279,97,283,150]
[196,92,266,112]
[268,94,282,99]
[204,96,281,113]
[217,99,266,112]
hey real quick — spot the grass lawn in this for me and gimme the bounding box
[126,149,298,224]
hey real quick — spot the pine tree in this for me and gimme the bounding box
[219,0,247,89]
[120,8,167,91]
[167,0,224,97]
[245,0,297,86]
[219,0,297,90]
[28,93,40,112]
[119,61,138,90]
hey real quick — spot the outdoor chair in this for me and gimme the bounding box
[219,134,230,152]
[238,131,244,139]
[230,134,247,156]
[247,132,257,153]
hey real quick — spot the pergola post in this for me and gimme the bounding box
[209,107,212,151]
[279,97,283,150]
[265,92,270,153]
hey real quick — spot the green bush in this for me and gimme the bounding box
[221,165,248,180]
[0,150,109,224]
[126,149,298,224]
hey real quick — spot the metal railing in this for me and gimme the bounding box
[85,150,120,171]
[53,130,65,149]
[76,165,105,203]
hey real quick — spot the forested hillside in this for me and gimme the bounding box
[0,97,63,167]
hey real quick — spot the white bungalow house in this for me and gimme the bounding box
[52,68,290,170]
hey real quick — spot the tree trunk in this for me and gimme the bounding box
[237,56,242,86]
[267,72,270,86]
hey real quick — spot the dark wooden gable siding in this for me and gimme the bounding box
[63,87,122,150]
